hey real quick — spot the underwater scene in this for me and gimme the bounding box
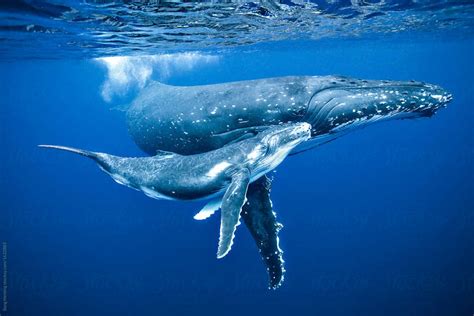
[0,1,473,315]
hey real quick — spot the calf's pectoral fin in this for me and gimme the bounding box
[241,175,285,289]
[216,169,251,259]
[194,197,221,220]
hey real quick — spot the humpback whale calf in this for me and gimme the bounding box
[125,75,452,288]
[40,123,311,262]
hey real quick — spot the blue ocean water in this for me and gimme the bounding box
[1,1,474,316]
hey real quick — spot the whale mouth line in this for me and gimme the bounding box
[307,82,442,106]
[303,81,453,137]
[305,83,430,122]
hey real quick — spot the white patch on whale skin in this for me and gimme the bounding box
[110,174,130,186]
[140,186,173,200]
[95,53,219,102]
[247,145,263,163]
[206,161,232,178]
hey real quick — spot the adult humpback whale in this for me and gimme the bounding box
[125,75,452,289]
[40,123,310,263]
[127,76,452,155]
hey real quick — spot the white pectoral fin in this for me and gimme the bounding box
[216,169,251,259]
[194,198,222,220]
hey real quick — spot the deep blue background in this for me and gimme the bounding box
[1,38,473,315]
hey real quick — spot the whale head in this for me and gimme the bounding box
[298,77,453,150]
[249,122,311,177]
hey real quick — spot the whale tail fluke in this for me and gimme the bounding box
[39,145,135,189]
[38,144,100,161]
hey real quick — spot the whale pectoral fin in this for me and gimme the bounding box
[241,175,285,289]
[216,169,251,259]
[194,198,221,220]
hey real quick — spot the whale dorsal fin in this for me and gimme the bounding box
[211,126,268,148]
[216,168,250,259]
[194,198,221,220]
[155,149,178,158]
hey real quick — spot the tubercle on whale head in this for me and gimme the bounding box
[259,122,312,150]
[303,77,453,137]
[247,122,311,169]
[245,122,311,179]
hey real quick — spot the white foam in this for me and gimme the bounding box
[95,52,220,102]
